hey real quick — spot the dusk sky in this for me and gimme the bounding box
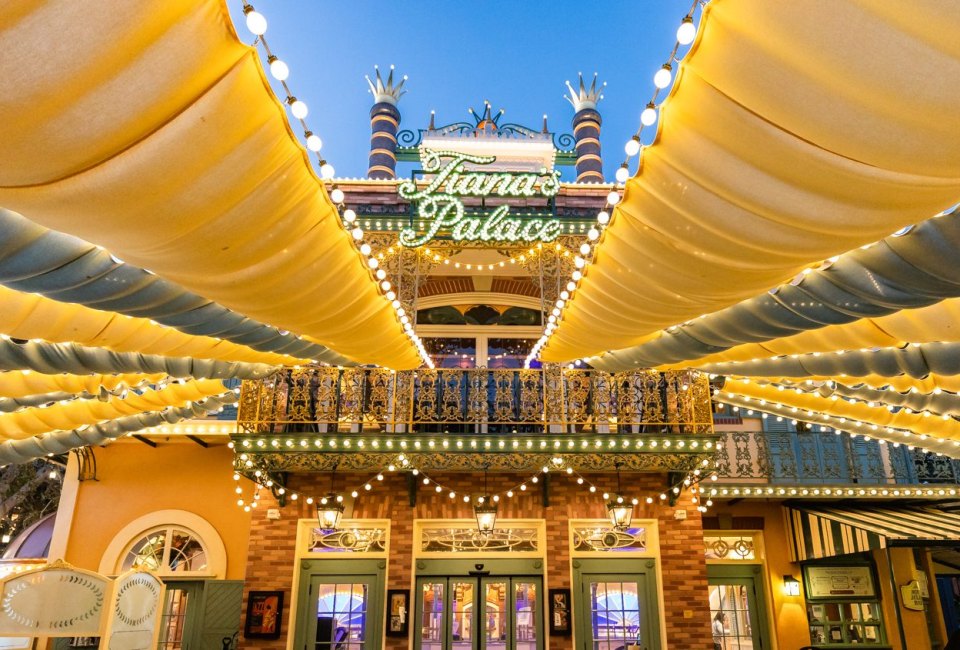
[228,1,701,181]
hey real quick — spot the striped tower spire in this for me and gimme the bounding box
[565,73,605,183]
[365,65,407,179]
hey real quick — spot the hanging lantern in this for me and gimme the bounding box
[317,496,344,532]
[316,464,343,532]
[474,499,498,537]
[474,466,498,536]
[606,497,633,531]
[606,463,634,531]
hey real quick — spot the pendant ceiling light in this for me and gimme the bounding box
[317,463,344,532]
[474,465,498,537]
[606,462,633,531]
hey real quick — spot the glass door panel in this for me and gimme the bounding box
[423,338,477,368]
[487,339,537,369]
[708,579,763,650]
[451,580,475,649]
[157,583,201,650]
[583,577,645,650]
[311,578,370,650]
[420,581,445,650]
[482,580,508,650]
[513,581,538,650]
[415,576,543,650]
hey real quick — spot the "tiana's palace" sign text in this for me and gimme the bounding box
[398,149,562,247]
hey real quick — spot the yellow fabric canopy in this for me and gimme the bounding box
[760,374,960,396]
[0,0,419,369]
[543,0,960,361]
[0,378,226,440]
[665,299,960,370]
[0,371,163,399]
[0,285,301,365]
[723,379,960,442]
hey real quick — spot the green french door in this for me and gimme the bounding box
[707,565,770,650]
[415,574,543,650]
[157,582,203,650]
[573,559,661,650]
[294,559,385,650]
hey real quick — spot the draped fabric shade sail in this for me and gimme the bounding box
[0,392,238,464]
[721,378,960,440]
[0,284,305,365]
[543,0,960,362]
[743,374,960,397]
[0,208,350,365]
[1,0,960,461]
[0,372,163,399]
[0,379,228,440]
[0,338,277,379]
[0,0,420,369]
[593,211,960,372]
[796,382,960,419]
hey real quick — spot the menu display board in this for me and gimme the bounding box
[804,565,877,600]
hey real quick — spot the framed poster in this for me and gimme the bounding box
[245,591,284,639]
[386,590,409,637]
[803,565,877,600]
[549,588,571,636]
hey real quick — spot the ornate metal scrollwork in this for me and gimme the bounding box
[236,367,714,433]
[553,133,576,150]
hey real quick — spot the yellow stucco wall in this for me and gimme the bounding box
[59,441,251,580]
[710,501,809,650]
[718,501,950,650]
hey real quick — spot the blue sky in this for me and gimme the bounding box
[229,1,698,181]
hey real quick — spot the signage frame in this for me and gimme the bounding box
[397,148,565,247]
[802,563,879,601]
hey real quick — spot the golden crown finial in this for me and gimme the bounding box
[564,72,605,112]
[365,65,407,106]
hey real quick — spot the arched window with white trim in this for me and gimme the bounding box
[120,526,209,574]
[99,509,227,579]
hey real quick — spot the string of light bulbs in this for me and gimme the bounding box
[525,3,706,367]
[232,453,715,514]
[375,241,576,270]
[754,379,960,419]
[239,2,432,368]
[715,391,960,458]
[617,0,704,180]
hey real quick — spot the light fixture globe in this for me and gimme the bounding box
[317,495,344,532]
[474,466,498,536]
[606,463,634,531]
[606,497,633,531]
[474,498,498,536]
[677,16,697,45]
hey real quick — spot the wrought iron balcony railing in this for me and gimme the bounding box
[237,367,713,435]
[714,430,960,486]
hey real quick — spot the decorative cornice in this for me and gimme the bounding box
[235,450,713,473]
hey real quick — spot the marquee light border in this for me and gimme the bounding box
[239,1,431,368]
[527,1,705,366]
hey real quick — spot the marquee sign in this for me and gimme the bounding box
[398,148,562,247]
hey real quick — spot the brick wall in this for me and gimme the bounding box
[240,471,712,650]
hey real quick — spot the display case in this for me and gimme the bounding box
[803,564,887,647]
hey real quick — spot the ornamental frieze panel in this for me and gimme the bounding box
[236,450,713,474]
[237,366,714,433]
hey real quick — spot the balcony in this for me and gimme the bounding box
[237,367,714,434]
[233,367,717,472]
[712,430,960,499]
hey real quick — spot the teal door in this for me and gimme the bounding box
[573,559,661,650]
[158,581,204,650]
[294,559,385,650]
[707,566,770,650]
[415,574,543,650]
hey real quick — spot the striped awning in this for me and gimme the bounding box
[785,504,960,561]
